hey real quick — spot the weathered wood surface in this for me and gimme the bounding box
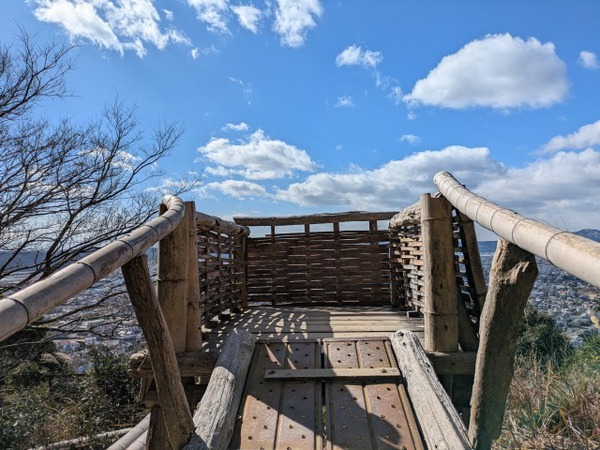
[234,210,396,226]
[0,195,185,343]
[197,211,249,236]
[232,339,424,450]
[202,306,425,348]
[390,330,472,449]
[427,351,477,375]
[389,201,421,228]
[121,255,195,449]
[184,329,257,450]
[128,350,217,378]
[158,201,189,353]
[434,170,600,288]
[186,202,202,352]
[264,367,401,380]
[421,194,459,353]
[468,241,537,450]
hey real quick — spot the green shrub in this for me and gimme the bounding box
[516,305,572,368]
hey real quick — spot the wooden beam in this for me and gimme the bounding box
[196,211,249,236]
[184,329,257,450]
[121,255,195,449]
[468,241,537,450]
[234,210,396,227]
[128,350,218,378]
[390,330,472,450]
[426,351,477,375]
[264,367,401,380]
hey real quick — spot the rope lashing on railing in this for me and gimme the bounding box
[434,171,600,289]
[0,195,186,342]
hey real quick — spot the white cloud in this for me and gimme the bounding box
[163,9,174,21]
[276,146,504,209]
[186,0,230,34]
[203,180,268,199]
[388,86,403,105]
[273,145,600,232]
[273,0,323,48]
[541,119,600,153]
[190,48,200,59]
[34,0,123,54]
[404,33,569,110]
[231,4,262,33]
[223,122,250,131]
[229,76,253,102]
[578,50,599,70]
[197,129,318,180]
[475,149,600,230]
[400,134,421,145]
[33,0,189,57]
[336,45,383,69]
[335,96,355,108]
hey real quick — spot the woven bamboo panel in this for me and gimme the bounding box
[245,221,393,306]
[389,223,424,310]
[197,227,246,325]
[452,208,482,327]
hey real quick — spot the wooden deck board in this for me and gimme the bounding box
[204,306,424,346]
[230,336,424,450]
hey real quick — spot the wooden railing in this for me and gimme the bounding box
[0,195,186,343]
[435,171,600,288]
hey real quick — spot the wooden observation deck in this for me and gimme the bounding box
[2,171,599,450]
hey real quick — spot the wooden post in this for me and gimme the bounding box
[121,255,195,449]
[185,202,202,352]
[468,240,537,450]
[183,329,257,450]
[158,202,189,353]
[421,193,459,353]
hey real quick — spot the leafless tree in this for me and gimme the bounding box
[0,31,196,340]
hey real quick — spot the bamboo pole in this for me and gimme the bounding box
[434,171,600,289]
[121,254,195,449]
[468,241,537,450]
[0,195,185,343]
[421,194,459,353]
[107,414,151,450]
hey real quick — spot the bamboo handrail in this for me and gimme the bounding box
[434,171,600,289]
[0,195,186,342]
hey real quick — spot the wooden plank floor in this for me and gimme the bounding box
[203,306,424,345]
[230,339,425,450]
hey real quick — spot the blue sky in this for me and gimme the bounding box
[2,1,600,236]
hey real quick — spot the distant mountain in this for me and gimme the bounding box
[477,241,497,254]
[575,229,600,243]
[477,229,600,254]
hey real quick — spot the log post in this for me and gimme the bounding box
[185,202,202,352]
[183,329,257,450]
[468,240,537,450]
[121,255,195,449]
[390,330,471,449]
[158,202,189,352]
[421,193,459,352]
